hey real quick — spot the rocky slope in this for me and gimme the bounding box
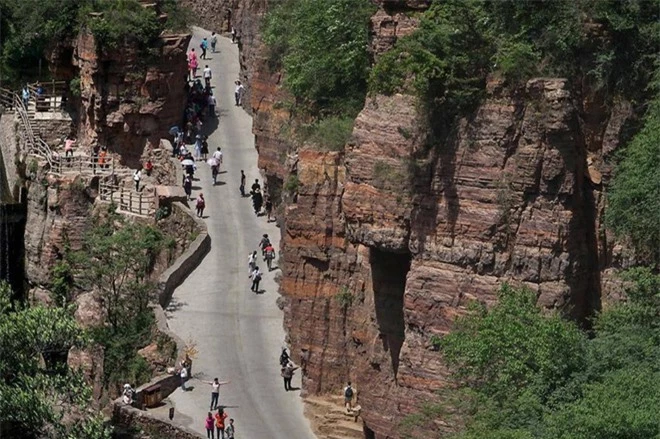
[191,1,636,437]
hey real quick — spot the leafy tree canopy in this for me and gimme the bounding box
[0,282,111,439]
[405,275,660,439]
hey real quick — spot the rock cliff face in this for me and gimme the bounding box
[71,31,191,168]
[188,1,635,437]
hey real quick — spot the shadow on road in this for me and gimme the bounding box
[166,299,188,315]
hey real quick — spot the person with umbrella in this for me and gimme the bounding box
[208,156,219,185]
[181,158,196,179]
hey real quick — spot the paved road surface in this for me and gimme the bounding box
[167,27,315,439]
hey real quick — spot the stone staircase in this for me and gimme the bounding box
[304,395,364,439]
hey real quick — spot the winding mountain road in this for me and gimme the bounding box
[166,28,315,439]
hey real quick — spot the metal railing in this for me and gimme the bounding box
[51,154,115,176]
[0,88,54,167]
[27,80,68,113]
[99,181,156,217]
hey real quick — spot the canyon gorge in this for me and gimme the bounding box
[0,0,657,438]
[182,0,651,438]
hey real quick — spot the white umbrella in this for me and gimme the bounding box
[181,159,195,167]
[207,158,218,167]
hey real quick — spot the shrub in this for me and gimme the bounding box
[284,174,300,193]
[335,287,354,309]
[606,94,660,263]
[370,0,659,138]
[301,116,355,151]
[69,76,82,97]
[263,0,376,116]
[81,0,161,50]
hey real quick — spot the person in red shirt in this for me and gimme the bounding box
[144,160,153,176]
[215,408,228,439]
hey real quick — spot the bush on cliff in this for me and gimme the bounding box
[0,282,113,439]
[369,0,660,135]
[405,275,660,439]
[69,209,166,393]
[606,92,660,264]
[80,0,161,50]
[263,0,376,117]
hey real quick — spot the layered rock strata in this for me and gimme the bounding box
[192,1,636,437]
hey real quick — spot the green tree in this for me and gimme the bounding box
[71,211,164,331]
[263,0,376,116]
[69,211,164,392]
[405,272,660,439]
[0,282,112,438]
[606,94,660,264]
[440,285,586,434]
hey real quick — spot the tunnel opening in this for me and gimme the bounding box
[364,424,376,439]
[370,247,411,378]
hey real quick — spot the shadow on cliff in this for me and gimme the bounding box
[409,119,461,256]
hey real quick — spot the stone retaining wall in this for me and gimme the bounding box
[111,190,210,438]
[113,401,203,439]
[157,201,211,308]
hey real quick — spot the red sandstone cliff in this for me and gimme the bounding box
[72,31,191,168]
[189,1,635,437]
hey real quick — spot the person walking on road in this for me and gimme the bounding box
[281,362,298,391]
[183,175,193,200]
[252,188,263,215]
[188,48,198,80]
[264,243,276,271]
[251,178,261,193]
[196,193,206,218]
[215,408,228,439]
[234,80,244,106]
[200,37,208,60]
[231,27,236,43]
[194,135,203,161]
[201,137,210,161]
[212,147,223,165]
[204,378,230,410]
[225,418,235,439]
[240,170,246,197]
[211,32,218,53]
[205,412,215,439]
[279,348,290,367]
[208,92,217,117]
[248,251,257,275]
[203,65,212,89]
[250,266,262,292]
[265,197,273,222]
[210,158,219,185]
[180,364,188,391]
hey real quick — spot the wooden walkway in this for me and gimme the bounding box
[98,181,156,218]
[1,85,158,218]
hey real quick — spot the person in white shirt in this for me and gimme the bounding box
[210,32,218,53]
[248,251,257,275]
[208,92,217,117]
[133,169,142,192]
[234,80,245,106]
[203,377,230,410]
[203,65,212,88]
[212,147,223,164]
[250,266,262,292]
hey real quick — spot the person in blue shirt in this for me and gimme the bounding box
[200,37,208,60]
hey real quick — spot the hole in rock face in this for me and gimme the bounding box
[364,425,376,439]
[370,248,411,378]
